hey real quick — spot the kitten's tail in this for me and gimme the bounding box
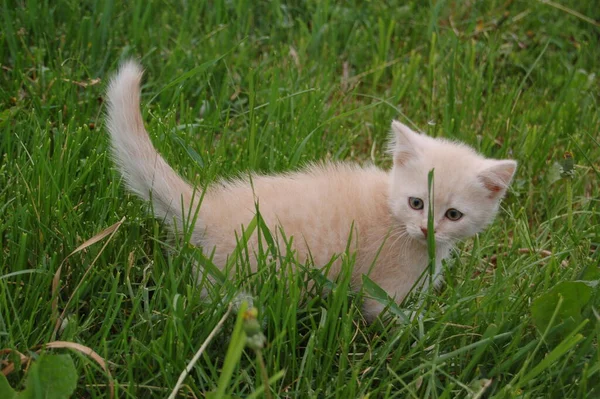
[106,60,198,227]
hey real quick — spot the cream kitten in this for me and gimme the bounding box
[106,61,517,321]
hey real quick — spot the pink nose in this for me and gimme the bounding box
[420,227,428,237]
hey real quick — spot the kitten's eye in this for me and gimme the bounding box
[408,197,424,210]
[445,208,463,221]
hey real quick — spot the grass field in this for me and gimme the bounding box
[1,0,599,397]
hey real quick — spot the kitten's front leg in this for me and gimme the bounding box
[362,293,422,323]
[360,281,416,322]
[360,265,435,322]
[361,298,387,322]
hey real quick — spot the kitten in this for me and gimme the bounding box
[106,61,517,321]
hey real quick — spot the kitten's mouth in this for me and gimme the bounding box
[408,233,429,245]
[410,232,447,247]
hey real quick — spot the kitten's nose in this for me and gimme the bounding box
[420,227,428,237]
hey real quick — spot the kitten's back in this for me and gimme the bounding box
[199,163,390,268]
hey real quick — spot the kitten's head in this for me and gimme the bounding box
[388,121,517,246]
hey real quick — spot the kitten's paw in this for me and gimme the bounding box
[361,299,385,323]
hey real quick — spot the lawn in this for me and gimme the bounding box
[1,0,599,397]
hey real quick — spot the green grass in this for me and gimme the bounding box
[1,0,599,397]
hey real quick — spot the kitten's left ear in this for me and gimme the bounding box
[478,160,517,198]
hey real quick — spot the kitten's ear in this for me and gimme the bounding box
[478,160,517,198]
[390,120,421,165]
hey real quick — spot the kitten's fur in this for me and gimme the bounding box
[106,61,517,321]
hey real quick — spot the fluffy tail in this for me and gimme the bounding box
[106,60,197,227]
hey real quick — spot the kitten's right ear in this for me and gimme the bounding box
[390,120,420,165]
